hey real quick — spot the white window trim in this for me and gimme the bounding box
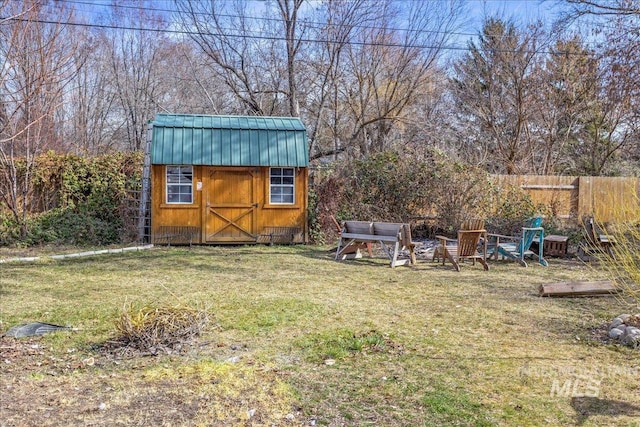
[166,165,194,204]
[269,167,295,205]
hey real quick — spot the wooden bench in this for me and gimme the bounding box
[335,221,416,268]
[155,226,199,246]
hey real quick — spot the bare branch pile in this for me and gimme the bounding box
[113,303,209,354]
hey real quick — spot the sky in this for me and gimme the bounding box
[469,0,559,19]
[67,0,564,30]
[465,0,563,30]
[61,0,569,54]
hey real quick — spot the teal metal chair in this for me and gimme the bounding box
[487,217,548,267]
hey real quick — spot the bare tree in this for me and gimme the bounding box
[302,0,380,160]
[333,0,463,159]
[176,0,298,116]
[177,0,462,161]
[276,0,304,117]
[153,40,233,115]
[0,1,77,236]
[570,51,639,175]
[102,1,171,151]
[62,29,117,155]
[559,1,640,175]
[565,0,640,17]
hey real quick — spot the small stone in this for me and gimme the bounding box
[247,409,256,418]
[226,356,241,363]
[622,333,639,346]
[610,317,624,329]
[621,326,640,345]
[615,325,627,333]
[285,413,295,420]
[98,402,107,411]
[626,326,640,336]
[324,359,335,366]
[619,314,632,322]
[609,328,624,339]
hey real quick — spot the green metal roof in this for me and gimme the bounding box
[150,114,308,167]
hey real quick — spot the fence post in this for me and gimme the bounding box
[577,176,592,223]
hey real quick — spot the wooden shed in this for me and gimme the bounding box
[149,114,309,244]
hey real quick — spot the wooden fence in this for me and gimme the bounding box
[491,175,640,224]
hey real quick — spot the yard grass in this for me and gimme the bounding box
[1,245,639,426]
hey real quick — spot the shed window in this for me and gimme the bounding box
[166,165,193,204]
[270,167,295,204]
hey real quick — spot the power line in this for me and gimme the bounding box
[60,0,611,46]
[56,0,486,40]
[3,1,599,57]
[4,15,599,57]
[4,15,476,52]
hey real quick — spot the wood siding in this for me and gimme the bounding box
[151,165,308,243]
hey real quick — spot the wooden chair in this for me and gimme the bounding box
[578,216,616,259]
[435,219,489,272]
[487,217,548,267]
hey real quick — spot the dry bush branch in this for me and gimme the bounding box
[113,302,209,354]
[592,206,640,308]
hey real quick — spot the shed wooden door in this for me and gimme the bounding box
[205,168,258,242]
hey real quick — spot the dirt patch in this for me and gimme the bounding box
[1,336,92,375]
[1,335,301,426]
[0,336,108,426]
[588,322,618,346]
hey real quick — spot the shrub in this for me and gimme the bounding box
[38,207,122,245]
[312,148,540,237]
[0,207,125,247]
[307,187,326,244]
[0,152,142,247]
[484,181,549,235]
[428,152,494,235]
